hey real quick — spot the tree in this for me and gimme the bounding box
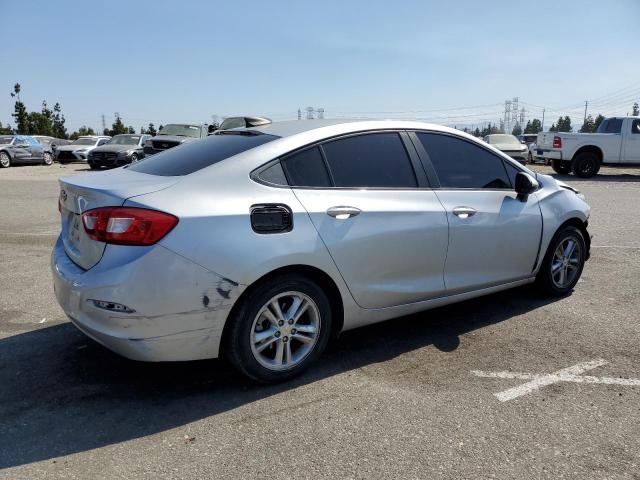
[52,103,67,139]
[579,114,596,133]
[0,122,12,134]
[127,126,135,134]
[69,126,96,140]
[104,115,128,136]
[593,114,605,131]
[524,119,542,134]
[10,84,29,134]
[511,122,522,136]
[551,116,572,132]
[633,102,639,116]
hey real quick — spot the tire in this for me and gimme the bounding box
[224,274,333,383]
[551,159,571,175]
[0,151,10,168]
[571,152,601,178]
[536,225,586,296]
[43,152,53,166]
[89,162,100,170]
[129,153,139,163]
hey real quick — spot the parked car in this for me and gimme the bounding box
[87,134,151,169]
[484,134,529,164]
[52,120,591,382]
[518,133,540,163]
[0,134,53,167]
[33,135,71,153]
[537,116,640,177]
[56,136,111,163]
[217,116,272,131]
[143,124,210,156]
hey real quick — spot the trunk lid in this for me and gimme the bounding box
[58,168,180,270]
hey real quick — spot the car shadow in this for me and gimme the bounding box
[0,285,562,469]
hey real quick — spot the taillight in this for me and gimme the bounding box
[81,207,178,246]
[553,136,562,148]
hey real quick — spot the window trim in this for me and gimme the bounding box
[251,129,429,191]
[409,130,522,192]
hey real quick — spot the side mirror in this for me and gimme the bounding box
[515,172,539,200]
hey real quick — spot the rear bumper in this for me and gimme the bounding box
[51,237,243,361]
[538,149,562,160]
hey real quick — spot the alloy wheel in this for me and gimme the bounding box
[0,152,9,168]
[250,291,321,371]
[551,236,582,288]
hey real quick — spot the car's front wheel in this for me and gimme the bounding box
[225,274,333,383]
[43,152,53,165]
[551,159,571,175]
[0,151,10,168]
[536,225,586,296]
[129,153,139,163]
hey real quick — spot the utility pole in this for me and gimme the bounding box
[306,107,314,120]
[297,108,302,120]
[541,108,545,132]
[583,101,588,122]
[317,107,324,119]
[101,114,106,134]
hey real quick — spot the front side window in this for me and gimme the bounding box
[0,136,13,145]
[321,132,417,188]
[632,119,640,134]
[417,133,511,189]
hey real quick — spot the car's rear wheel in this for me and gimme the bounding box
[536,225,586,296]
[225,274,332,383]
[571,152,600,178]
[0,152,10,168]
[551,159,571,175]
[43,152,53,165]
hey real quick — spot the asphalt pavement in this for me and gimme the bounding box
[1,162,639,479]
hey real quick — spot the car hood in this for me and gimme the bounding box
[56,144,94,152]
[491,143,527,151]
[151,135,196,143]
[90,144,138,154]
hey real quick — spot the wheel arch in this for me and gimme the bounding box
[554,217,591,259]
[220,264,345,352]
[572,145,603,164]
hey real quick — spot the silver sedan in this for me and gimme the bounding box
[52,120,591,382]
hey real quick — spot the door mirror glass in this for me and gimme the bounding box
[514,171,538,197]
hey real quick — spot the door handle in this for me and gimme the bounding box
[452,207,477,219]
[326,206,361,219]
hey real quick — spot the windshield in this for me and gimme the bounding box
[127,132,279,176]
[157,124,202,138]
[488,135,521,146]
[108,135,141,145]
[0,136,13,145]
[73,138,97,146]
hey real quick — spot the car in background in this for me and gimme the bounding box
[143,124,210,156]
[56,136,111,163]
[33,135,71,154]
[518,133,541,163]
[484,134,529,164]
[0,134,52,167]
[537,116,640,177]
[217,116,272,132]
[51,119,590,382]
[87,134,151,170]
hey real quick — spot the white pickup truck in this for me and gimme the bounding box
[536,116,640,177]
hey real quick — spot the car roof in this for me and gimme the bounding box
[231,119,464,139]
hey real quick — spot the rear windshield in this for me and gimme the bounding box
[127,132,279,176]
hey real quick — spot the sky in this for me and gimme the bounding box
[1,0,639,133]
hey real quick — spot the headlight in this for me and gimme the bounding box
[577,192,586,201]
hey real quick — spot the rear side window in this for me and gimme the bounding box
[632,119,640,134]
[321,133,417,188]
[128,133,279,176]
[597,118,623,134]
[282,147,331,187]
[417,133,511,189]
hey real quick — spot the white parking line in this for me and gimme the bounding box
[591,245,640,249]
[472,359,640,402]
